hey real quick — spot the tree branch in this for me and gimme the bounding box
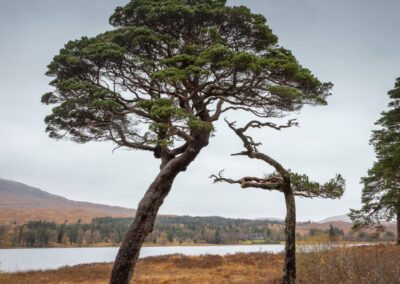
[210,170,283,191]
[224,118,291,179]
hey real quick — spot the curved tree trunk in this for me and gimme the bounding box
[282,185,296,284]
[397,207,400,245]
[110,133,209,284]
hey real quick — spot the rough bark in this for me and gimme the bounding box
[282,183,296,284]
[397,207,400,245]
[110,131,209,284]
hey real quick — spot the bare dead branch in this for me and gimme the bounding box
[210,170,284,191]
[224,118,290,179]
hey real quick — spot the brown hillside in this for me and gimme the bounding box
[296,221,397,235]
[0,178,135,224]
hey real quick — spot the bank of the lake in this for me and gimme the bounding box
[0,244,285,272]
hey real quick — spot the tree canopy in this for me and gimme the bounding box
[42,0,331,161]
[350,78,400,231]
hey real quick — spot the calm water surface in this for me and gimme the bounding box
[0,244,284,272]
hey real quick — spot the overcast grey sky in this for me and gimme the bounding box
[0,0,399,221]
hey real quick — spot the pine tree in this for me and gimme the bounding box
[42,0,332,282]
[350,78,400,245]
[211,120,344,284]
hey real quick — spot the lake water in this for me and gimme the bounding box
[0,244,284,272]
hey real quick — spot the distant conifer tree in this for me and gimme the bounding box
[350,78,400,245]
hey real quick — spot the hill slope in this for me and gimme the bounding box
[317,214,351,223]
[0,178,135,224]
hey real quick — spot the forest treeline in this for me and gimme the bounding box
[0,216,395,248]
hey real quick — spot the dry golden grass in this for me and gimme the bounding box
[0,253,283,284]
[1,244,399,284]
[297,243,400,284]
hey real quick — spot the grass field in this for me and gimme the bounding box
[1,244,399,284]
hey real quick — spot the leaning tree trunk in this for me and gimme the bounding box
[397,207,400,245]
[282,185,296,284]
[110,132,209,284]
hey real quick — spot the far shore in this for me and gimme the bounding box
[0,240,284,249]
[0,240,388,250]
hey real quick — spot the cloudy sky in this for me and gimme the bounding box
[0,0,399,221]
